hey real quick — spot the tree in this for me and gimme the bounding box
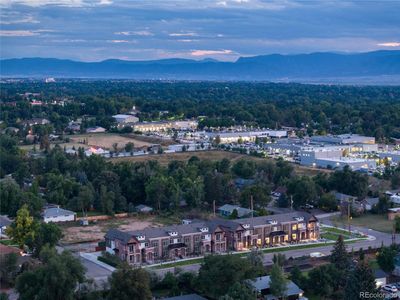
[247,249,265,277]
[0,253,18,285]
[287,176,317,208]
[124,142,134,153]
[145,175,179,211]
[99,185,115,215]
[240,185,271,208]
[317,193,338,212]
[232,160,256,179]
[345,261,377,299]
[197,255,254,299]
[330,235,349,270]
[30,222,62,256]
[15,247,85,300]
[377,246,397,273]
[307,264,338,299]
[222,282,256,300]
[269,263,287,298]
[289,265,306,289]
[229,209,239,219]
[6,205,36,249]
[396,216,400,233]
[107,264,152,300]
[272,253,286,268]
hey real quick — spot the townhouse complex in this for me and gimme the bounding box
[105,212,319,265]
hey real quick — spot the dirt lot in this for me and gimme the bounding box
[69,133,152,150]
[331,214,394,233]
[61,216,160,244]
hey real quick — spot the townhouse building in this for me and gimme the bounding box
[105,211,319,265]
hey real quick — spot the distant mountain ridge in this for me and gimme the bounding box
[1,51,400,83]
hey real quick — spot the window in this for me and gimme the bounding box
[129,245,134,252]
[216,233,221,241]
[194,235,200,242]
[292,234,297,240]
[145,242,149,247]
[237,232,242,239]
[292,224,297,231]
[184,236,190,244]
[162,239,169,247]
[129,255,134,262]
[151,240,158,247]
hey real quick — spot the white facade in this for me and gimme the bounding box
[42,208,76,223]
[85,147,110,157]
[113,114,139,124]
[311,134,375,145]
[209,130,287,143]
[378,151,400,164]
[390,193,400,205]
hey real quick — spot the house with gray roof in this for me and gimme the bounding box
[42,206,76,223]
[218,204,253,218]
[248,275,305,300]
[0,215,12,235]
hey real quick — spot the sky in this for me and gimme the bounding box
[1,0,399,62]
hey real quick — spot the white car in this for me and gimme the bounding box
[382,285,398,293]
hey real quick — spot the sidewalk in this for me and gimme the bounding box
[80,251,116,272]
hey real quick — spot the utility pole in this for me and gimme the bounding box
[250,195,254,219]
[392,223,396,246]
[290,195,293,210]
[213,200,216,217]
[348,201,351,234]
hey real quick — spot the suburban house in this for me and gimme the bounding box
[363,197,379,211]
[21,118,50,127]
[218,204,254,218]
[86,126,106,133]
[135,204,153,213]
[248,275,305,300]
[84,146,110,157]
[387,207,400,221]
[0,215,12,235]
[42,206,76,223]
[105,212,319,265]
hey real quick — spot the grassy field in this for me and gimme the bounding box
[0,239,17,246]
[110,149,329,176]
[331,214,394,233]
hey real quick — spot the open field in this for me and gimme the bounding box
[331,214,394,233]
[110,149,330,176]
[19,133,154,151]
[69,133,152,150]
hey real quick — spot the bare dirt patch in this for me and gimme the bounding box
[61,216,159,244]
[69,133,152,150]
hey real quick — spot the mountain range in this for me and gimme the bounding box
[1,50,400,84]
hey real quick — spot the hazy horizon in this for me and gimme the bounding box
[1,0,400,62]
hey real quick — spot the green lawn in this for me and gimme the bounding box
[331,214,393,233]
[0,239,17,246]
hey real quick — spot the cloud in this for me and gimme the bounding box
[169,32,198,37]
[114,30,153,36]
[0,30,40,36]
[108,39,128,43]
[0,15,39,25]
[177,39,199,43]
[190,49,233,56]
[377,42,400,47]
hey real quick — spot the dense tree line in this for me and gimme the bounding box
[0,131,373,218]
[1,81,400,140]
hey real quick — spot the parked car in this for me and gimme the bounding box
[382,285,398,293]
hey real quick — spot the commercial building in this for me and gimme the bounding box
[311,134,375,145]
[299,146,376,170]
[86,126,106,133]
[112,114,139,124]
[105,212,319,265]
[133,120,198,132]
[378,151,400,164]
[208,130,287,143]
